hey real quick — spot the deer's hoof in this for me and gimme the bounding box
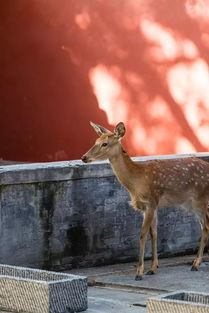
[135,275,143,281]
[191,266,198,271]
[146,270,155,275]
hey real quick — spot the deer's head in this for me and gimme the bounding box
[81,122,126,163]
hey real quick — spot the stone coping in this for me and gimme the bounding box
[1,153,209,185]
[0,264,86,284]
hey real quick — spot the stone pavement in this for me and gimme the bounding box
[70,254,209,313]
[0,255,208,313]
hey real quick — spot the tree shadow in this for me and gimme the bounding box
[1,0,209,161]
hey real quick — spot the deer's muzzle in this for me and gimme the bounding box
[81,155,90,163]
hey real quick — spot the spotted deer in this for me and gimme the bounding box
[81,122,209,280]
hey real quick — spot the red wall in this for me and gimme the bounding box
[1,0,209,162]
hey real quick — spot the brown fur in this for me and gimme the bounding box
[82,122,209,279]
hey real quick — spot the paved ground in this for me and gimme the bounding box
[0,255,208,313]
[87,287,147,313]
[69,254,209,313]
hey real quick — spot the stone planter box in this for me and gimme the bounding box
[0,264,87,313]
[147,291,209,313]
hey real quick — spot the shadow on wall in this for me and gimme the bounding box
[1,0,209,162]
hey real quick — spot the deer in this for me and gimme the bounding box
[81,121,209,280]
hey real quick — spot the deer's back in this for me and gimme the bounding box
[142,157,209,215]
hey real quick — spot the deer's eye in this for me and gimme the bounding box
[101,143,108,147]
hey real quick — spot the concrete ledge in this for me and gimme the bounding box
[1,152,209,185]
[0,153,209,270]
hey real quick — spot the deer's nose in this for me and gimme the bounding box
[81,155,88,163]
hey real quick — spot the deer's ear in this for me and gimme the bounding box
[90,121,111,137]
[114,122,126,139]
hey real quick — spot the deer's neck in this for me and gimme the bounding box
[109,149,144,194]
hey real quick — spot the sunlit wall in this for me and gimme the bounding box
[1,0,209,162]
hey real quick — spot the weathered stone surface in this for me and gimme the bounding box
[0,264,87,313]
[0,153,209,270]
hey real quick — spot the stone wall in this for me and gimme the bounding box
[0,153,209,270]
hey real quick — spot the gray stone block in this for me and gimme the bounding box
[0,264,87,313]
[147,291,209,313]
[0,153,209,270]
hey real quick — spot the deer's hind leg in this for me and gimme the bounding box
[146,211,158,275]
[191,208,209,271]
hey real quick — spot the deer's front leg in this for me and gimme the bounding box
[146,211,158,275]
[135,209,154,281]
